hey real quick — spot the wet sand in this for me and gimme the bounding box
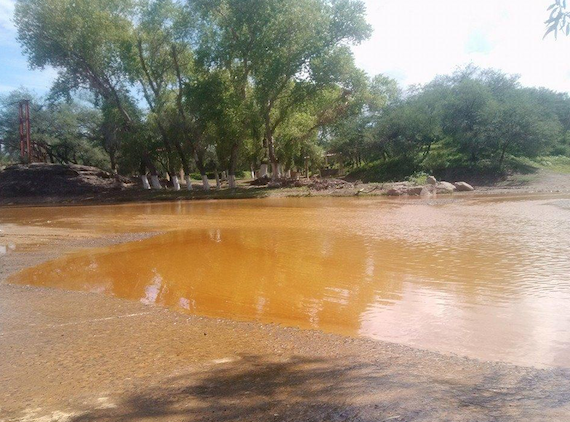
[1,219,570,421]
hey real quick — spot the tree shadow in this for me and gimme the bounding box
[70,354,570,422]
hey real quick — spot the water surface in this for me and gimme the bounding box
[4,195,570,367]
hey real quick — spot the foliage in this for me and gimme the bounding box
[0,89,110,168]
[339,66,568,182]
[9,1,570,186]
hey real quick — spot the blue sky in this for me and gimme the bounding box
[1,0,570,96]
[0,0,57,93]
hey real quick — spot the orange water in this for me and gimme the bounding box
[4,195,570,367]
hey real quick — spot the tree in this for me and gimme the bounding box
[0,89,109,168]
[196,0,371,179]
[185,68,249,187]
[13,0,169,184]
[484,90,561,168]
[98,100,127,173]
[127,0,197,188]
[325,74,400,167]
[15,0,136,124]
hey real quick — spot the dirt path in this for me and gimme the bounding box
[1,222,570,421]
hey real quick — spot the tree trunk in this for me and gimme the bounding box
[109,149,117,174]
[499,143,509,169]
[259,164,269,178]
[264,113,279,180]
[228,142,239,189]
[141,175,151,190]
[201,175,210,191]
[150,175,162,189]
[171,175,181,191]
[215,171,221,190]
[193,153,209,191]
[141,155,162,189]
[185,175,193,191]
[143,156,158,176]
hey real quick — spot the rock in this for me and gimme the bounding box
[407,186,424,196]
[251,175,271,186]
[427,176,437,185]
[454,181,474,192]
[309,178,352,191]
[387,188,404,196]
[436,181,456,193]
[267,181,282,189]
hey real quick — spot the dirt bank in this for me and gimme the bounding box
[1,222,570,421]
[0,163,131,200]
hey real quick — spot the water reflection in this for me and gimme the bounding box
[6,195,570,368]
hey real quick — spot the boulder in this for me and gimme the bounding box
[267,181,282,189]
[387,187,405,196]
[454,181,474,192]
[427,176,437,185]
[407,186,424,196]
[436,181,456,193]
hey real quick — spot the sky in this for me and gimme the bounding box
[1,0,569,95]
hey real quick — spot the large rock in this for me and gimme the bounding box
[406,186,425,196]
[436,181,456,193]
[427,176,437,185]
[387,187,405,196]
[454,181,474,192]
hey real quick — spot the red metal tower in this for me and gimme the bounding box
[19,100,32,163]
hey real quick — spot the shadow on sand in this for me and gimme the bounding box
[71,354,570,422]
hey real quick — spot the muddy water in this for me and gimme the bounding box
[3,195,570,368]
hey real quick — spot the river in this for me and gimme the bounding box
[3,194,570,368]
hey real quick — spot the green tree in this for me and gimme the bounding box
[128,0,197,188]
[15,0,136,124]
[196,0,371,179]
[0,89,109,168]
[484,90,561,168]
[325,74,400,167]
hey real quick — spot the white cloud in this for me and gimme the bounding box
[353,0,570,93]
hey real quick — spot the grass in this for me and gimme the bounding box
[509,155,570,175]
[532,156,570,174]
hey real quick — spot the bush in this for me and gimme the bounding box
[346,157,419,182]
[406,171,429,185]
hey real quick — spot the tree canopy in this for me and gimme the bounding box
[1,1,568,187]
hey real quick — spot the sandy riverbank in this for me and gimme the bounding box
[1,220,570,421]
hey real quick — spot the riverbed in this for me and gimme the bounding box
[3,194,570,369]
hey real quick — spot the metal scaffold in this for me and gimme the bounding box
[18,99,32,163]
